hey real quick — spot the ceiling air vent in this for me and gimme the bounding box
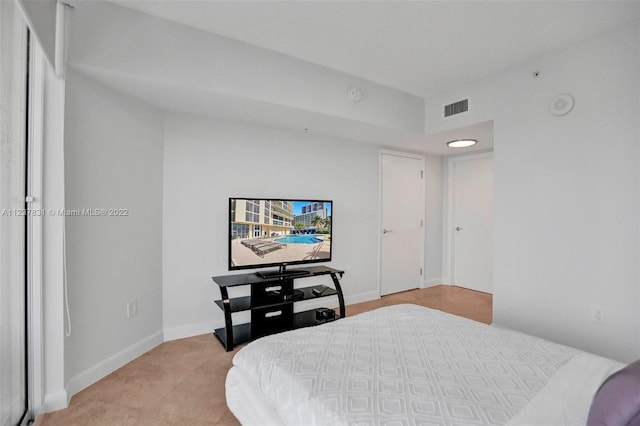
[444,99,468,117]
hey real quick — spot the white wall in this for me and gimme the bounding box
[54,0,443,397]
[425,22,640,362]
[162,114,381,338]
[63,70,165,393]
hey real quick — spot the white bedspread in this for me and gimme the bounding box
[506,352,623,426]
[231,304,579,426]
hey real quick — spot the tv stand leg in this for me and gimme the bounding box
[330,273,346,318]
[220,287,233,351]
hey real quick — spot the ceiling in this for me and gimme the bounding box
[110,1,639,98]
[100,1,638,154]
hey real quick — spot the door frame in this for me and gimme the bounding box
[443,150,493,285]
[27,35,45,422]
[378,149,426,296]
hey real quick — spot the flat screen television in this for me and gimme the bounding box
[228,198,333,277]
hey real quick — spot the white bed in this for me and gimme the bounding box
[225,304,624,426]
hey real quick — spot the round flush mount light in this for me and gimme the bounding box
[549,93,574,116]
[447,139,477,148]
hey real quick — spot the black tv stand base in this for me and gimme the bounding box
[212,266,345,351]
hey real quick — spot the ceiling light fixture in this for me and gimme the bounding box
[447,139,477,148]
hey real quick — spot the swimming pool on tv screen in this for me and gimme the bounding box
[275,235,323,244]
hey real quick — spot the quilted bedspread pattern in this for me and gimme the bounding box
[232,304,578,426]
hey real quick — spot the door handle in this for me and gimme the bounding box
[455,226,463,231]
[383,229,393,234]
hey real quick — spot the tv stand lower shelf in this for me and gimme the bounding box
[211,266,345,351]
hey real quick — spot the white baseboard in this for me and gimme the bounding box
[163,321,216,342]
[422,278,444,288]
[51,285,412,411]
[66,330,163,399]
[344,290,381,306]
[42,389,68,413]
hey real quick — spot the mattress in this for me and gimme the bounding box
[226,304,623,426]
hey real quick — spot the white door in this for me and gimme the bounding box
[452,155,494,293]
[380,153,424,295]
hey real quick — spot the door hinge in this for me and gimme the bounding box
[420,268,423,276]
[420,170,424,179]
[421,219,423,227]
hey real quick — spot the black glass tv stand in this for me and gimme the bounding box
[211,266,345,351]
[255,265,311,279]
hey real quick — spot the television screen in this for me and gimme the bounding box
[229,198,333,271]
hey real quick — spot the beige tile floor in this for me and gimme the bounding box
[35,285,491,426]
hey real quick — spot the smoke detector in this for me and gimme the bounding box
[549,94,575,116]
[348,87,363,102]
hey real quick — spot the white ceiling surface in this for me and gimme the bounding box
[103,1,639,154]
[111,1,639,98]
[74,63,441,151]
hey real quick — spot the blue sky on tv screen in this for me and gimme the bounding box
[292,201,332,216]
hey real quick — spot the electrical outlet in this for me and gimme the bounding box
[127,300,138,318]
[592,306,606,324]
